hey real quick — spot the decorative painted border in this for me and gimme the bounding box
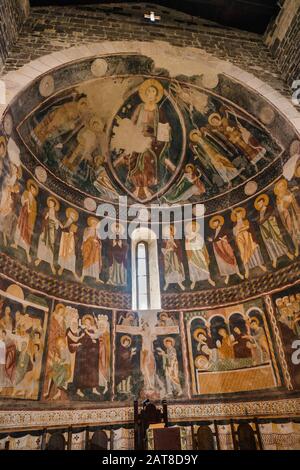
[1,398,300,430]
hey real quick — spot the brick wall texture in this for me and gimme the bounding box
[265,0,300,87]
[0,1,299,99]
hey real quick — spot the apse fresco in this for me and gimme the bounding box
[0,277,49,400]
[272,286,300,389]
[185,299,280,395]
[0,51,300,409]
[18,55,281,205]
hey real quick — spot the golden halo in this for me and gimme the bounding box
[120,335,132,347]
[81,314,95,326]
[209,215,225,229]
[208,113,222,127]
[274,178,288,195]
[138,79,164,104]
[66,207,79,222]
[193,328,207,341]
[163,337,175,348]
[0,136,7,157]
[185,163,195,172]
[87,216,99,227]
[231,207,246,222]
[254,194,270,210]
[189,129,201,143]
[47,196,60,211]
[54,303,66,314]
[26,179,39,195]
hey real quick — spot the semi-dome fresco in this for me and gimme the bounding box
[0,51,300,408]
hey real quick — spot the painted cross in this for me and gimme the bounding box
[144,11,161,23]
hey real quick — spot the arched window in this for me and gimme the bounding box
[131,228,161,311]
[136,242,149,310]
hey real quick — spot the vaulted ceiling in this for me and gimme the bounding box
[29,0,280,34]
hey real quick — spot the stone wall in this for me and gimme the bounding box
[0,0,29,72]
[0,2,292,98]
[265,0,300,87]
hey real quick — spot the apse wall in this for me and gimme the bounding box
[0,35,300,429]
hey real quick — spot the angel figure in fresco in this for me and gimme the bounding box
[231,207,266,279]
[274,179,300,257]
[185,221,215,289]
[93,155,119,200]
[189,129,241,188]
[107,223,128,286]
[208,215,244,284]
[207,109,268,171]
[81,217,103,283]
[161,225,185,291]
[12,179,39,263]
[32,96,89,147]
[156,337,182,398]
[61,117,103,179]
[58,207,79,279]
[111,78,174,200]
[163,163,206,203]
[254,193,294,268]
[35,196,62,274]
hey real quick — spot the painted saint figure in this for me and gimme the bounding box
[35,197,61,274]
[107,223,128,286]
[162,225,185,291]
[81,217,102,283]
[12,180,39,263]
[254,193,293,268]
[190,129,241,187]
[274,179,300,257]
[58,207,79,279]
[185,221,215,289]
[157,337,182,398]
[231,207,266,279]
[208,215,243,284]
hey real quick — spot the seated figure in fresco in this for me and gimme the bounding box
[207,109,268,171]
[274,179,300,258]
[163,163,205,203]
[231,207,267,279]
[189,128,241,189]
[254,193,294,268]
[32,96,89,149]
[208,215,243,285]
[112,78,173,200]
[215,328,235,369]
[231,326,253,368]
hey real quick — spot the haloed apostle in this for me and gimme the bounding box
[58,207,79,279]
[12,179,39,263]
[107,223,128,286]
[208,215,243,284]
[81,217,103,283]
[35,196,62,274]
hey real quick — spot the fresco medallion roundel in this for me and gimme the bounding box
[108,78,186,202]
